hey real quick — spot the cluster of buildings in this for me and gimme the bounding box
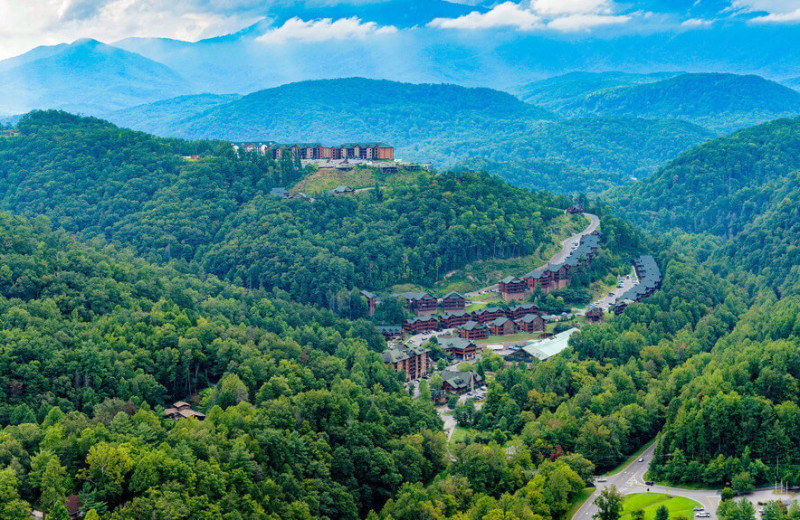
[498,232,601,302]
[402,303,547,340]
[234,141,394,161]
[379,338,483,391]
[612,255,662,314]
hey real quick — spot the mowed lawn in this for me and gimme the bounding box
[620,493,701,520]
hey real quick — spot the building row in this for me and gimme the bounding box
[395,291,466,317]
[498,232,601,302]
[402,303,543,334]
[611,255,663,314]
[381,344,432,381]
[234,141,394,161]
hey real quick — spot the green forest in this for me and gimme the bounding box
[0,111,579,308]
[1,107,800,520]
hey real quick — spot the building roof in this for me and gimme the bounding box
[515,328,579,361]
[488,317,512,327]
[500,276,523,284]
[440,370,482,390]
[270,187,290,198]
[441,311,468,318]
[515,313,543,324]
[382,345,429,364]
[399,292,434,302]
[461,320,486,331]
[439,337,476,351]
[377,325,402,334]
[360,290,376,299]
[443,291,465,300]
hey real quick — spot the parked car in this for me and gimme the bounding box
[694,507,704,512]
[758,509,765,515]
[596,478,607,483]
[696,513,711,518]
[638,458,644,462]
[645,481,654,486]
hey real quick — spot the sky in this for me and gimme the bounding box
[0,0,799,61]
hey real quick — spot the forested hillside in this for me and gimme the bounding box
[0,111,578,307]
[0,207,596,520]
[607,117,800,236]
[551,73,800,133]
[516,71,679,112]
[106,78,713,190]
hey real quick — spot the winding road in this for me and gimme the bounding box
[464,212,600,298]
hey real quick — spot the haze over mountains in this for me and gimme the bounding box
[0,39,191,116]
[3,21,800,194]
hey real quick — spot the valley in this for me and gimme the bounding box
[1,22,800,519]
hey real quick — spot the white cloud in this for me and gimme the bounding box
[531,0,612,16]
[0,0,261,60]
[429,0,637,32]
[547,13,631,30]
[256,16,397,44]
[429,2,542,30]
[681,17,715,26]
[749,8,800,21]
[732,0,800,13]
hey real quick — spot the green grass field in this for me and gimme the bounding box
[450,426,470,448]
[620,493,701,520]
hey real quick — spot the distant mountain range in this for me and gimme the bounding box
[105,78,714,186]
[0,39,192,116]
[518,73,800,133]
[2,33,800,193]
[516,72,682,111]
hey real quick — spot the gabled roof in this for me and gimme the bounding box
[500,276,523,284]
[440,370,482,389]
[439,337,476,351]
[441,311,468,318]
[515,313,543,323]
[360,290,377,299]
[400,292,434,301]
[377,325,402,334]
[443,291,465,300]
[488,317,511,327]
[461,320,486,331]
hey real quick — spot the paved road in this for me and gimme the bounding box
[545,213,601,268]
[577,272,638,315]
[574,442,798,520]
[464,213,600,298]
[574,443,721,520]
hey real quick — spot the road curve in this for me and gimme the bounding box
[464,212,600,298]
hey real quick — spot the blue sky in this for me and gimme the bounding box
[0,0,798,60]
